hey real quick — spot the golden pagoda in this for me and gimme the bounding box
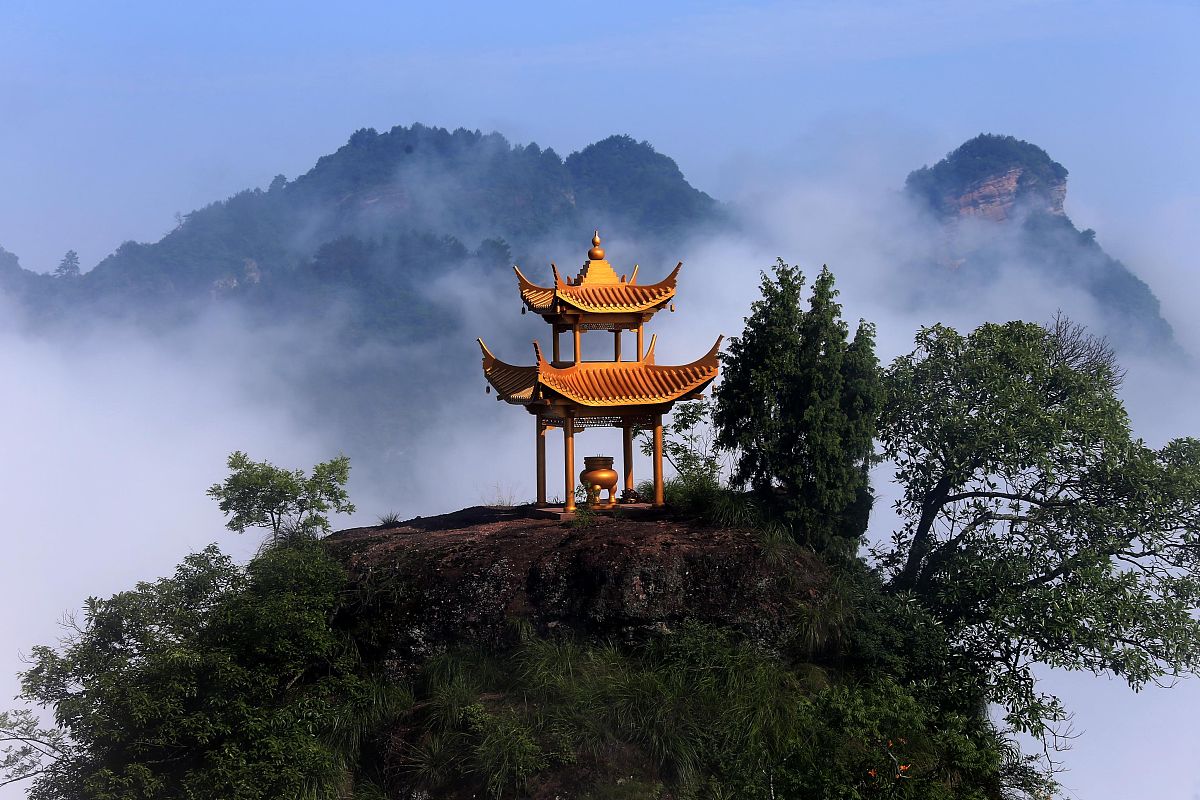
[478,232,721,512]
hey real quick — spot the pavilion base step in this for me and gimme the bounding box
[530,502,667,521]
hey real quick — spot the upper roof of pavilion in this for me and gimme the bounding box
[477,335,723,410]
[514,232,680,319]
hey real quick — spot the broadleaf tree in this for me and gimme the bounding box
[4,543,402,800]
[207,451,356,543]
[874,318,1200,743]
[713,260,881,546]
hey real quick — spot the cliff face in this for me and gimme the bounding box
[950,165,1066,221]
[327,506,825,661]
[906,133,1069,221]
[903,133,1176,352]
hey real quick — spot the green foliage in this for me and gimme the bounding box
[654,399,724,485]
[388,623,1012,799]
[637,399,724,515]
[713,261,882,547]
[10,542,406,800]
[0,709,75,793]
[207,451,355,544]
[876,317,1200,741]
[376,511,402,528]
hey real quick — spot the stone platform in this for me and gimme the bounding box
[530,502,667,521]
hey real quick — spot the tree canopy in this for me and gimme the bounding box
[874,317,1200,738]
[206,452,355,543]
[53,250,80,279]
[713,260,881,546]
[5,543,403,800]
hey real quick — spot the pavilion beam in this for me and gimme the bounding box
[622,425,634,495]
[564,413,577,512]
[536,417,547,507]
[652,414,665,506]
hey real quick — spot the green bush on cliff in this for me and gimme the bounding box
[389,623,1013,799]
[2,536,1027,799]
[5,541,403,800]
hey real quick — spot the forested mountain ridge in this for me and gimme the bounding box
[0,128,1181,462]
[0,127,1175,354]
[0,124,724,328]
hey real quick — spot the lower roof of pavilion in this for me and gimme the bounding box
[478,335,722,416]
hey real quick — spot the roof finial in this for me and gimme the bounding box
[588,230,605,261]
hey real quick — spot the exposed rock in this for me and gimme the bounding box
[327,506,825,664]
[906,133,1069,221]
[951,166,1066,221]
[901,133,1176,352]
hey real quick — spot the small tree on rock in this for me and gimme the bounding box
[207,451,355,544]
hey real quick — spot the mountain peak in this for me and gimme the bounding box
[906,133,1068,221]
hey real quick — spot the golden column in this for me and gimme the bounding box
[536,418,548,507]
[652,414,665,506]
[563,412,576,512]
[622,425,635,495]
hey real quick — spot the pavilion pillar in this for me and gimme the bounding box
[636,325,644,361]
[564,413,576,512]
[622,425,635,494]
[535,417,547,507]
[614,330,622,361]
[552,327,560,363]
[652,413,665,506]
[573,326,582,364]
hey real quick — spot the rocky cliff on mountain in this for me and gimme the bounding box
[327,506,825,660]
[906,133,1069,221]
[313,507,1015,799]
[947,165,1067,222]
[904,134,1176,352]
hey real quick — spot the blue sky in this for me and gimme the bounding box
[1,3,1198,798]
[1,1,1196,271]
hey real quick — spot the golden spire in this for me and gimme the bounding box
[588,230,605,261]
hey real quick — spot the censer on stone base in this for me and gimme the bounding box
[580,455,619,508]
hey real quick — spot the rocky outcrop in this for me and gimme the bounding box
[905,133,1069,221]
[951,166,1066,221]
[901,133,1176,352]
[327,506,825,664]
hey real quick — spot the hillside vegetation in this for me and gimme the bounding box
[5,265,1199,799]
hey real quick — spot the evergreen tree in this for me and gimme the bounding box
[53,250,80,279]
[713,261,881,545]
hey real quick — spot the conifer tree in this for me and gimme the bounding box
[714,261,881,545]
[53,250,80,278]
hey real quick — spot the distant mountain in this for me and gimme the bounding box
[0,125,728,463]
[0,126,1179,465]
[904,134,1174,350]
[0,124,724,329]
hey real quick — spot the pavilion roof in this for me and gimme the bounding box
[514,232,679,316]
[478,335,723,409]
